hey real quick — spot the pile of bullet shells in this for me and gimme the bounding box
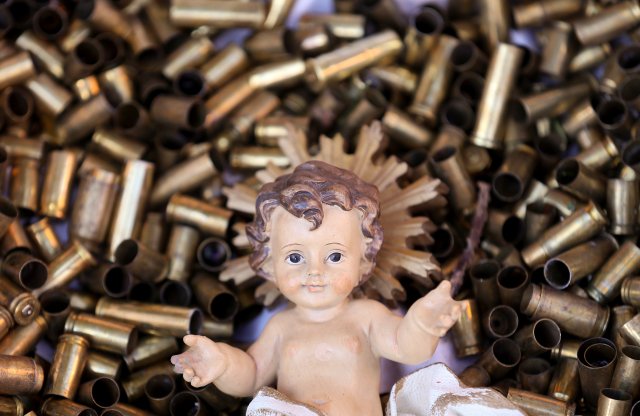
[0,0,640,415]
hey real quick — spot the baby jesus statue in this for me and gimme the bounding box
[171,161,522,415]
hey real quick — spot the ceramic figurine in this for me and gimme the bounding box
[171,160,523,416]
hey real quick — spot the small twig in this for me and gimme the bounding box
[449,181,491,296]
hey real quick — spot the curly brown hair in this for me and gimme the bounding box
[246,161,383,281]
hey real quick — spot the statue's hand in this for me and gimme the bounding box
[171,335,227,388]
[413,281,463,337]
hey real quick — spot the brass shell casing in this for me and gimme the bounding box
[32,240,97,298]
[620,314,640,346]
[150,151,218,207]
[382,106,434,150]
[577,337,618,408]
[543,234,618,290]
[229,146,289,170]
[597,389,633,416]
[547,358,580,403]
[41,150,79,219]
[166,194,232,237]
[96,297,203,337]
[0,396,23,416]
[429,145,476,216]
[124,335,179,372]
[521,201,608,267]
[0,314,47,355]
[55,93,114,146]
[41,397,97,416]
[492,144,538,203]
[145,373,175,416]
[254,115,310,147]
[470,43,523,149]
[450,299,483,358]
[191,272,239,322]
[469,259,501,313]
[573,1,640,46]
[26,217,63,262]
[507,388,576,416]
[305,30,402,92]
[115,239,168,284]
[518,357,553,394]
[607,178,639,236]
[513,318,562,357]
[0,50,37,89]
[25,72,73,117]
[169,0,265,29]
[409,35,458,127]
[521,284,610,339]
[77,377,120,409]
[610,305,636,351]
[0,275,39,325]
[121,361,174,402]
[610,345,640,399]
[476,338,521,381]
[513,0,584,28]
[622,277,640,308]
[1,249,47,291]
[163,36,215,80]
[0,354,44,395]
[200,44,249,91]
[84,350,123,380]
[71,168,120,252]
[0,219,32,256]
[165,225,199,283]
[9,157,39,214]
[482,305,519,339]
[588,240,640,304]
[92,128,147,163]
[65,311,138,355]
[139,212,166,253]
[44,333,89,398]
[40,290,71,343]
[108,160,154,259]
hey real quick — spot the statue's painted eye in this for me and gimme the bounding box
[327,252,343,263]
[286,253,303,264]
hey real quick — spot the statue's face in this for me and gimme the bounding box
[265,204,371,311]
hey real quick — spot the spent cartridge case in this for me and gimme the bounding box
[200,44,249,90]
[620,314,640,346]
[496,265,530,309]
[41,397,97,416]
[469,259,501,313]
[121,361,173,402]
[522,284,610,338]
[84,351,123,380]
[622,277,640,308]
[470,43,523,149]
[409,35,458,127]
[547,358,580,403]
[65,312,138,355]
[114,102,154,141]
[555,158,606,203]
[70,168,120,252]
[574,134,618,171]
[158,280,192,307]
[191,272,239,321]
[91,128,148,163]
[123,335,179,372]
[108,402,154,416]
[139,212,166,253]
[0,314,46,355]
[115,239,168,284]
[108,160,154,258]
[573,1,640,46]
[543,234,618,290]
[165,225,199,283]
[482,305,519,339]
[518,357,552,394]
[166,194,232,237]
[304,29,402,92]
[551,339,582,361]
[577,337,618,408]
[538,21,576,79]
[77,377,120,409]
[0,51,36,89]
[229,146,289,170]
[84,263,132,298]
[521,201,608,267]
[597,389,633,416]
[0,396,23,416]
[196,237,231,272]
[507,388,576,416]
[150,150,219,207]
[476,338,521,381]
[450,299,483,357]
[429,146,476,216]
[145,373,175,416]
[40,290,71,343]
[26,217,62,262]
[513,0,584,28]
[25,72,73,117]
[459,365,491,387]
[0,305,13,339]
[0,276,39,325]
[524,202,557,245]
[1,250,47,291]
[588,240,640,304]
[55,93,114,146]
[611,305,636,351]
[513,318,562,357]
[492,144,537,203]
[32,240,96,298]
[0,219,32,256]
[0,354,44,395]
[96,297,203,337]
[610,345,640,399]
[44,333,89,398]
[162,35,215,80]
[9,158,39,214]
[170,391,209,416]
[40,150,79,219]
[169,0,265,29]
